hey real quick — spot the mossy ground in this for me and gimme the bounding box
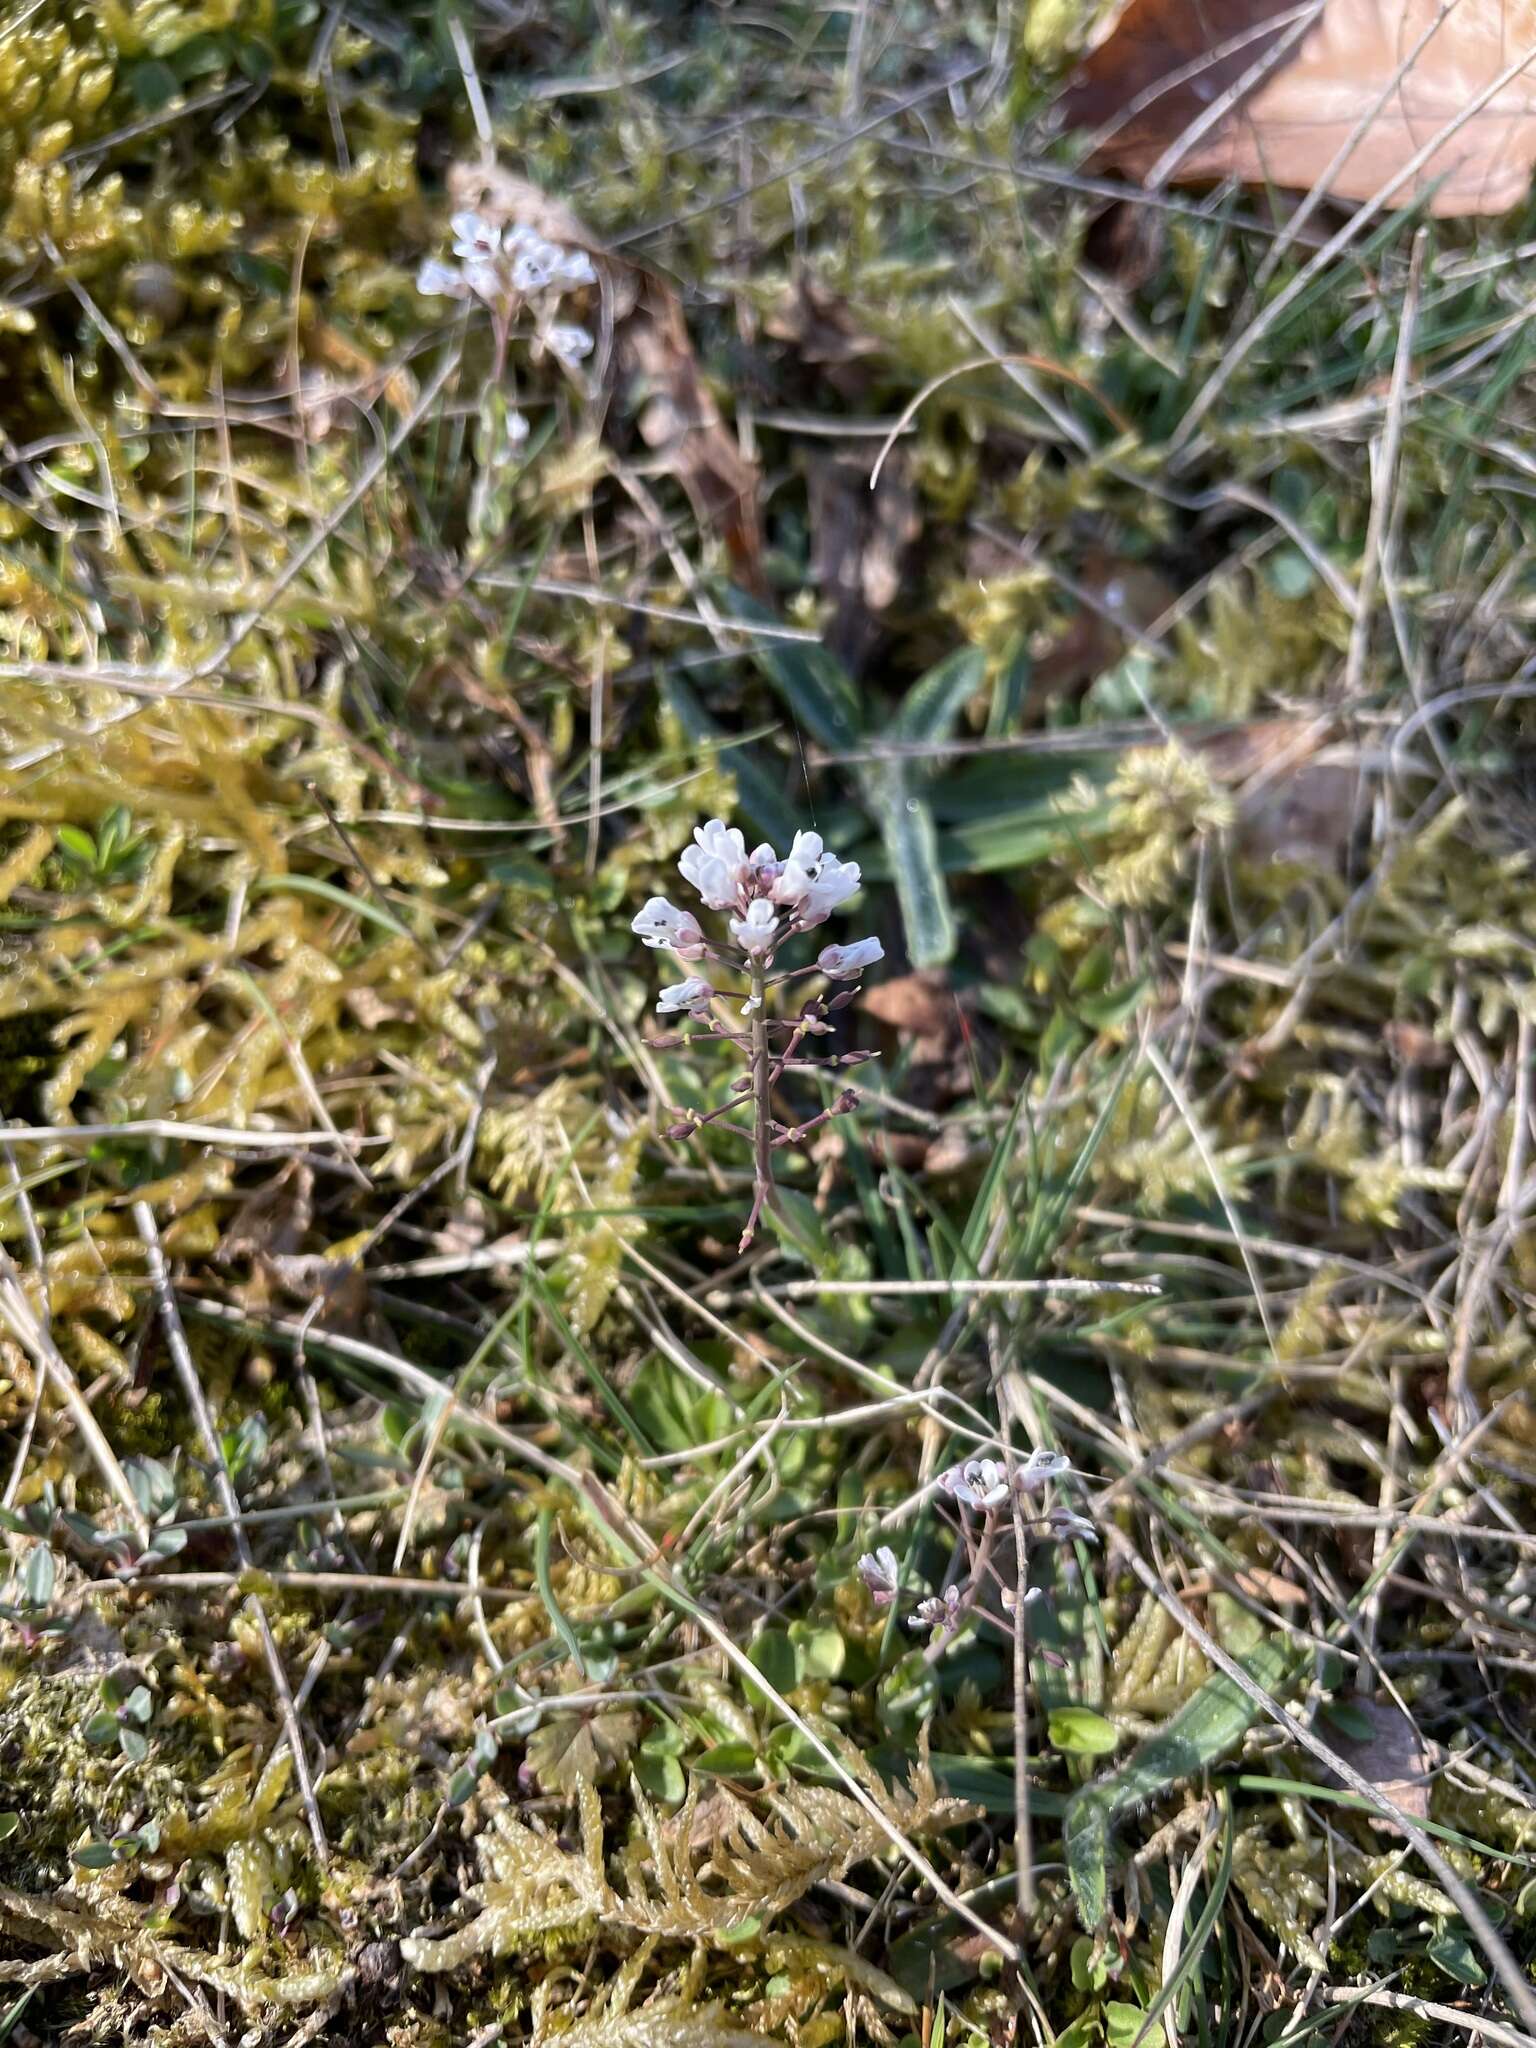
[0,2,1534,2045]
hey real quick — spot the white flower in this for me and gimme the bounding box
[417,258,469,299]
[857,1546,900,1606]
[631,896,706,958]
[909,1584,964,1637]
[451,210,501,261]
[729,899,779,955]
[1047,1505,1098,1544]
[551,247,595,289]
[548,322,593,362]
[818,937,884,979]
[656,976,713,1014]
[679,820,749,909]
[1016,1448,1071,1492]
[939,1457,1011,1512]
[771,829,824,906]
[512,242,559,293]
[741,995,762,1015]
[799,852,861,926]
[506,410,530,446]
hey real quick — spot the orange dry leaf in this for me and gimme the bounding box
[1062,0,1536,216]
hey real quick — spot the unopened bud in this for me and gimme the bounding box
[666,1121,695,1140]
[828,989,857,1010]
[834,1089,859,1114]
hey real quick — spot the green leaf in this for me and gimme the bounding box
[634,1745,685,1804]
[446,1765,478,1807]
[888,648,985,747]
[1426,1929,1486,1987]
[719,587,863,750]
[1049,1708,1121,1757]
[72,1841,119,1869]
[1105,2003,1147,2048]
[22,1545,54,1609]
[0,1814,19,1843]
[861,763,955,967]
[789,1622,846,1681]
[745,1628,800,1705]
[125,59,180,109]
[122,1686,154,1725]
[1320,1698,1376,1741]
[117,1725,149,1763]
[694,1742,760,1777]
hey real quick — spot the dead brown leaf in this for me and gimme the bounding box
[1197,719,1361,867]
[1326,1696,1432,1833]
[1062,0,1536,217]
[807,449,920,674]
[448,162,762,586]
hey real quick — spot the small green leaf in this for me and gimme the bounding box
[1048,1708,1121,1757]
[718,587,862,750]
[446,1766,478,1807]
[1105,2002,1147,2048]
[861,762,955,967]
[746,1628,800,1704]
[72,1841,119,1869]
[125,59,180,109]
[888,647,985,748]
[0,1814,20,1843]
[117,1725,149,1763]
[694,1742,759,1777]
[1426,1929,1486,1987]
[22,1545,54,1609]
[790,1622,847,1681]
[1320,1698,1376,1741]
[122,1686,154,1725]
[634,1747,685,1804]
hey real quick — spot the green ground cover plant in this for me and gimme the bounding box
[0,3,1534,2046]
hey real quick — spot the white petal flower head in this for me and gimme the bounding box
[511,242,559,294]
[909,1584,964,1637]
[799,853,861,927]
[769,832,819,907]
[451,210,501,262]
[679,821,748,909]
[506,410,530,446]
[417,258,469,299]
[1048,1505,1099,1544]
[729,899,779,956]
[631,897,706,959]
[548,322,594,362]
[818,937,884,979]
[857,1546,900,1606]
[939,1457,1010,1512]
[551,247,596,290]
[1015,1448,1071,1493]
[656,976,713,1015]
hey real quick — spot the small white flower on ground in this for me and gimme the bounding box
[857,1547,900,1606]
[818,937,884,979]
[548,322,593,362]
[1015,1448,1071,1491]
[909,1584,964,1636]
[417,258,469,298]
[799,852,861,926]
[1047,1505,1098,1544]
[552,247,596,289]
[770,829,824,906]
[679,820,749,909]
[939,1457,1010,1512]
[506,410,530,445]
[656,976,713,1014]
[729,899,779,955]
[451,210,500,261]
[631,897,706,958]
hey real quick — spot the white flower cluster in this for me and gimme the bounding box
[938,1448,1070,1511]
[418,209,594,362]
[632,818,882,1013]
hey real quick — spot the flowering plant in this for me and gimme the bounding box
[418,207,595,398]
[632,819,883,1249]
